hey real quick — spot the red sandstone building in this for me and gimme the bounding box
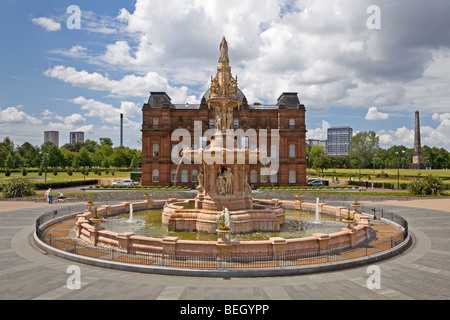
[141,39,307,188]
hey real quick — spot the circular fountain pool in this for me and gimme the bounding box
[100,209,345,241]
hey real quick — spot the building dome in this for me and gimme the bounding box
[201,88,247,103]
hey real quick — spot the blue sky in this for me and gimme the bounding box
[1,0,450,150]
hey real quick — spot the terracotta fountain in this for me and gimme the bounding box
[162,37,285,234]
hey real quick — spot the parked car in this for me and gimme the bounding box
[112,179,136,186]
[307,180,324,187]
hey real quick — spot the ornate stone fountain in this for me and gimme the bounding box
[162,37,285,234]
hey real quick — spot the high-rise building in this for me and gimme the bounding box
[326,126,353,156]
[70,132,85,144]
[307,139,328,152]
[44,131,59,147]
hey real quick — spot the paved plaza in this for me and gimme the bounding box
[0,199,449,301]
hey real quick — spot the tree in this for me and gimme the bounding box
[313,155,332,174]
[349,131,380,173]
[330,155,351,169]
[47,145,63,168]
[79,147,92,168]
[4,153,15,169]
[307,145,326,169]
[17,142,40,168]
[99,137,113,147]
[0,137,15,171]
[84,139,99,153]
[130,155,139,170]
[110,147,128,168]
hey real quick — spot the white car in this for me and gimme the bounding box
[112,179,135,186]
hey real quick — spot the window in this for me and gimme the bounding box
[250,170,258,183]
[191,170,199,182]
[289,170,296,184]
[171,144,179,159]
[153,144,159,157]
[181,170,188,183]
[171,170,178,183]
[233,118,239,129]
[270,173,277,183]
[200,136,207,149]
[209,118,215,129]
[260,174,268,183]
[289,118,295,128]
[241,137,249,149]
[289,144,296,158]
[153,118,159,128]
[152,170,159,183]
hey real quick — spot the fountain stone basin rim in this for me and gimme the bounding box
[75,199,372,257]
[162,199,285,234]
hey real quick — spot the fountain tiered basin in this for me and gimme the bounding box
[163,132,286,235]
[162,199,285,234]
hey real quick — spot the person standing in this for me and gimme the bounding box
[46,188,53,204]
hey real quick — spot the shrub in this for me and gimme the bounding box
[5,169,11,177]
[408,175,444,195]
[1,179,35,198]
[21,168,28,177]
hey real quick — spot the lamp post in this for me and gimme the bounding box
[43,153,48,183]
[396,149,406,190]
[373,153,376,175]
[307,156,311,174]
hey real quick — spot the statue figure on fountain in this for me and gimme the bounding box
[197,168,205,196]
[224,167,234,194]
[215,107,222,131]
[226,105,234,130]
[215,167,234,196]
[244,172,252,196]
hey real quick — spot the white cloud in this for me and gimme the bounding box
[365,107,389,121]
[377,113,450,150]
[378,127,414,148]
[50,46,89,59]
[0,106,42,125]
[64,113,86,127]
[306,120,330,141]
[71,96,140,127]
[31,17,61,32]
[75,125,95,134]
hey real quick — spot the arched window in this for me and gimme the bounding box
[289,170,296,184]
[191,170,199,182]
[152,169,159,183]
[171,170,178,183]
[250,170,258,183]
[181,170,188,183]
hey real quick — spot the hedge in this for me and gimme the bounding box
[33,179,99,190]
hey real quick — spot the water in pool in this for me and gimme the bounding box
[100,209,345,241]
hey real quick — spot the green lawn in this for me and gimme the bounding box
[0,170,131,183]
[308,168,450,180]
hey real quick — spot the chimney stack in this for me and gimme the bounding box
[120,113,124,147]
